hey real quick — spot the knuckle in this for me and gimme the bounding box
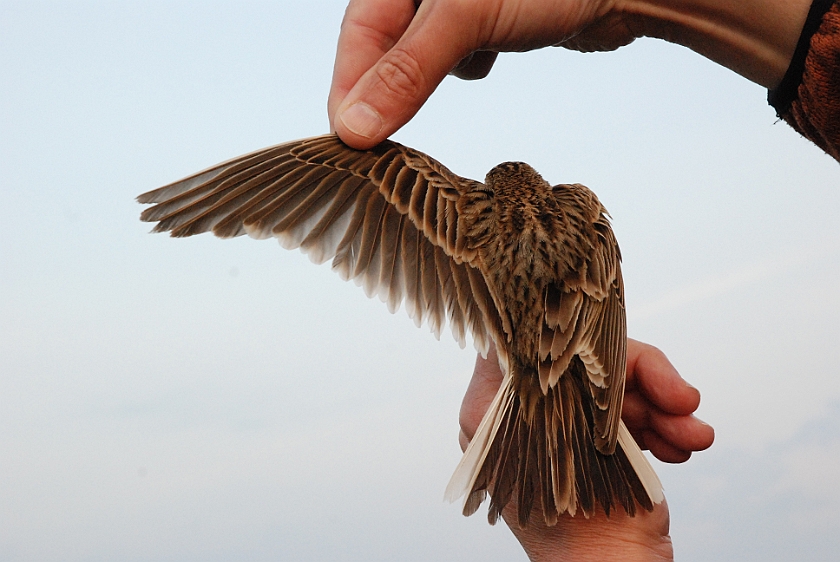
[643,343,668,363]
[374,48,427,101]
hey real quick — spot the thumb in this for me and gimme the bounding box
[333,3,477,148]
[458,345,502,450]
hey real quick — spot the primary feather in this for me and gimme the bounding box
[138,133,663,525]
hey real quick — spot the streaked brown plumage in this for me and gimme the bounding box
[137,134,663,526]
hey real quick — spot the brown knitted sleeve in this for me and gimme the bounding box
[778,2,840,161]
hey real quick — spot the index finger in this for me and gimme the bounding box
[626,338,701,416]
[327,0,417,128]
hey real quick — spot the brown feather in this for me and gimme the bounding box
[137,134,662,527]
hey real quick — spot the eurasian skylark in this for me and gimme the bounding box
[137,134,663,526]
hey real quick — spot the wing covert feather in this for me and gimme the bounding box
[538,214,626,454]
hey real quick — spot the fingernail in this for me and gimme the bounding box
[690,414,712,428]
[338,102,382,139]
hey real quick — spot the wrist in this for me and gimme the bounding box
[503,501,674,562]
[616,0,812,88]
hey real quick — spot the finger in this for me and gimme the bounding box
[620,389,653,429]
[333,0,482,148]
[629,426,647,450]
[556,12,637,53]
[626,338,701,416]
[458,429,470,452]
[643,430,693,464]
[328,0,417,128]
[648,411,715,454]
[623,385,715,454]
[449,50,499,80]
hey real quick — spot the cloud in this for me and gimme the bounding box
[662,403,840,561]
[630,237,840,321]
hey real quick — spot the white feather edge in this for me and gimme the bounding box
[444,367,513,504]
[444,379,665,509]
[617,421,665,504]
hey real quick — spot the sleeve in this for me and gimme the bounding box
[768,0,840,162]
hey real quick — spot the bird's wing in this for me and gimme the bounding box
[138,134,504,354]
[538,213,626,454]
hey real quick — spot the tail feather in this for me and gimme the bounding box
[443,372,514,507]
[446,358,663,526]
[617,421,664,505]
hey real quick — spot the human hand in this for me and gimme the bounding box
[459,338,714,464]
[457,339,713,561]
[619,339,715,463]
[328,0,636,148]
[328,0,810,149]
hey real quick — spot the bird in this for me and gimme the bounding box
[137,133,664,527]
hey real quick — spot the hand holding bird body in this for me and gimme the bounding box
[461,340,713,472]
[459,340,712,560]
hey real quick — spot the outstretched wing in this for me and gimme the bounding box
[138,134,504,354]
[537,206,626,454]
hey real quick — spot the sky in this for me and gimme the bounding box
[1,1,839,560]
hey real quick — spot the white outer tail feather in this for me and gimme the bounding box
[444,378,665,512]
[444,373,513,505]
[617,421,665,504]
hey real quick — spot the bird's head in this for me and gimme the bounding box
[484,162,549,197]
[483,162,554,237]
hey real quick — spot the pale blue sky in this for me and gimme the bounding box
[2,1,839,560]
